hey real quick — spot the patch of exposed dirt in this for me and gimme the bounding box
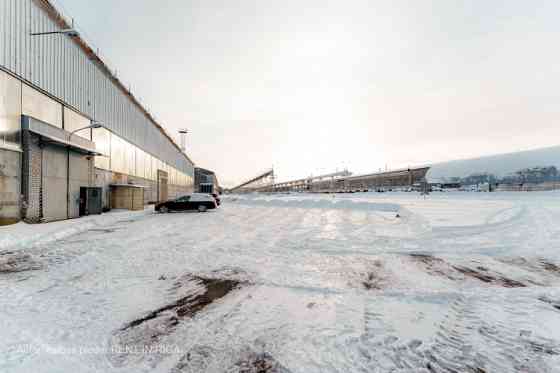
[362,272,383,290]
[123,276,241,331]
[0,252,42,273]
[172,345,215,372]
[408,254,528,288]
[408,254,460,281]
[361,260,387,290]
[425,352,488,373]
[109,275,244,367]
[172,349,290,373]
[539,296,560,311]
[452,265,526,288]
[499,257,560,278]
[527,340,560,356]
[230,352,291,373]
[539,259,560,274]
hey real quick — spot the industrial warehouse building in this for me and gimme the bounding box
[0,0,194,224]
[239,167,430,193]
[194,167,220,194]
[310,167,430,192]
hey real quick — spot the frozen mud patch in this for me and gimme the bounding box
[539,296,560,311]
[408,254,530,288]
[500,257,560,278]
[108,275,244,367]
[172,347,290,373]
[337,257,393,290]
[0,251,42,273]
[408,254,460,281]
[540,260,560,274]
[228,351,291,373]
[526,340,560,356]
[362,260,387,290]
[451,265,526,288]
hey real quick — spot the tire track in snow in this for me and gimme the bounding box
[355,291,560,372]
[428,205,526,240]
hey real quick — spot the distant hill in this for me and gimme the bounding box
[426,145,560,182]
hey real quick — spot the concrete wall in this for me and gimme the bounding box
[21,131,95,223]
[0,148,21,225]
[94,168,193,210]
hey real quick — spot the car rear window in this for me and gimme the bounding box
[189,194,214,202]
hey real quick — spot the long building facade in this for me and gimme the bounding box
[242,167,429,193]
[0,0,194,224]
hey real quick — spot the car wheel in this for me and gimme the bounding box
[198,205,207,213]
[160,206,169,213]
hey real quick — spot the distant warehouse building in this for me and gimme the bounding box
[0,0,194,224]
[310,167,430,192]
[194,167,220,194]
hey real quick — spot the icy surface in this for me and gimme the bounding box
[1,192,560,372]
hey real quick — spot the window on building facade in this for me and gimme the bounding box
[92,127,111,170]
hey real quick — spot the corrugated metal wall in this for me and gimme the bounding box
[0,0,193,176]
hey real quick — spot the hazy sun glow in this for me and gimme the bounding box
[57,0,560,186]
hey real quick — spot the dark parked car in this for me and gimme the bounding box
[211,193,221,206]
[156,193,217,213]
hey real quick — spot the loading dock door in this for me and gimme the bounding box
[41,145,68,222]
[157,170,168,202]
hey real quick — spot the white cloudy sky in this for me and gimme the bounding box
[57,0,560,186]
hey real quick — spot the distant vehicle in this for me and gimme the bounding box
[211,193,221,206]
[156,193,217,213]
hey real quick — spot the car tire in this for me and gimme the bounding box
[160,206,169,213]
[198,205,207,213]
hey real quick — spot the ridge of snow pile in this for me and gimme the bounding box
[227,196,401,212]
[0,208,153,252]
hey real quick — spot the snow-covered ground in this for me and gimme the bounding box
[1,192,560,372]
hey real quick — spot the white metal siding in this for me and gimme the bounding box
[0,0,193,177]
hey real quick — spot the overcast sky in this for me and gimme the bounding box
[56,0,560,186]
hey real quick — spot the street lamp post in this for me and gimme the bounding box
[29,24,100,219]
[30,29,80,37]
[68,121,103,142]
[30,18,79,38]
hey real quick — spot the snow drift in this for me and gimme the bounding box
[227,195,401,212]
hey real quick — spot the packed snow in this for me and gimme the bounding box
[1,191,560,372]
